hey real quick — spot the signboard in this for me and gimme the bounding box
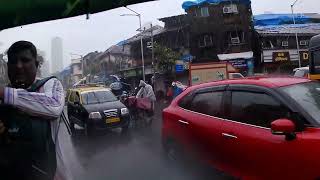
[175,64,184,73]
[273,52,290,62]
[189,63,229,86]
[228,59,247,68]
[176,60,189,73]
[300,51,309,62]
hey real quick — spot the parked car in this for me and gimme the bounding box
[162,77,320,180]
[229,73,245,79]
[293,66,309,78]
[67,85,130,136]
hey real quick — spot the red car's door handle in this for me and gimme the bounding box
[222,133,238,139]
[178,120,189,125]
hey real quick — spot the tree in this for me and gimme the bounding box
[154,44,179,74]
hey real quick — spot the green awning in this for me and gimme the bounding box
[0,0,154,31]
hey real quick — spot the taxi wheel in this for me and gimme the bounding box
[121,124,129,134]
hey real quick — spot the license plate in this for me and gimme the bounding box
[106,117,120,124]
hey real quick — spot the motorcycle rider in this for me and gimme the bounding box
[136,80,156,114]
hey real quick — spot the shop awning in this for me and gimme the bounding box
[0,0,154,31]
[218,51,253,61]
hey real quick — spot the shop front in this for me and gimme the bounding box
[263,50,309,74]
[218,51,254,76]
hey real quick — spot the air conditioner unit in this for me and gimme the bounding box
[223,6,233,14]
[223,5,238,14]
[300,40,308,46]
[282,41,289,47]
[231,37,240,44]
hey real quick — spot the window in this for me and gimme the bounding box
[199,38,206,47]
[82,90,117,105]
[74,92,80,103]
[282,41,289,47]
[229,91,290,128]
[198,34,213,47]
[227,31,243,45]
[69,91,76,102]
[179,93,192,109]
[280,82,320,124]
[204,35,213,46]
[300,40,308,46]
[189,91,224,117]
[200,7,209,17]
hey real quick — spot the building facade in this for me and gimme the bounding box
[183,0,253,63]
[255,14,320,73]
[156,0,255,75]
[70,58,82,85]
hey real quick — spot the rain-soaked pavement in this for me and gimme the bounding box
[59,103,230,180]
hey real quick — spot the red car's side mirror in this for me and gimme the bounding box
[271,119,296,141]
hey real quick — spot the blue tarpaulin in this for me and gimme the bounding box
[182,0,251,11]
[116,40,128,46]
[255,23,320,34]
[254,14,311,26]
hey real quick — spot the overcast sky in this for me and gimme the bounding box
[0,0,318,71]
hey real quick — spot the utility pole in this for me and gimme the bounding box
[151,23,156,89]
[121,6,145,81]
[291,0,301,68]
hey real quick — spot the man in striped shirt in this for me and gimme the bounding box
[0,41,70,180]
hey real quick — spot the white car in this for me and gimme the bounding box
[293,67,309,78]
[229,73,245,79]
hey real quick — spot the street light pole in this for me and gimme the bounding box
[150,23,156,89]
[122,6,145,81]
[138,14,146,81]
[291,0,301,68]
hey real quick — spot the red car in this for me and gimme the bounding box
[162,77,320,180]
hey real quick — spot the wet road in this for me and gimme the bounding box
[59,104,229,180]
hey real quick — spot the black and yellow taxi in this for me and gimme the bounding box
[66,85,130,135]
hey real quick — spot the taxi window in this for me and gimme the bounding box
[69,91,76,102]
[74,92,80,103]
[82,90,117,105]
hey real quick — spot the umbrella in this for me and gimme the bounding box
[0,0,154,31]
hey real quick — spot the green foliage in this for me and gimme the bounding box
[154,44,179,73]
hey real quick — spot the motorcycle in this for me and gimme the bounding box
[121,87,153,128]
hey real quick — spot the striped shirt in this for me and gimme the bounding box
[4,78,71,180]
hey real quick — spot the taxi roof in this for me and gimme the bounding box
[71,86,110,93]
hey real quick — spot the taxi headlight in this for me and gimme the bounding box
[121,108,129,115]
[89,112,102,119]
